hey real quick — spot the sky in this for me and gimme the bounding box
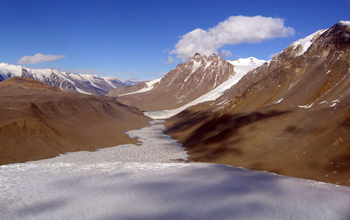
[0,0,349,81]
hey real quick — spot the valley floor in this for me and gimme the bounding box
[1,121,350,219]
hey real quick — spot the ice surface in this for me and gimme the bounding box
[1,121,350,219]
[41,123,188,163]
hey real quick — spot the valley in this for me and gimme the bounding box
[1,20,350,219]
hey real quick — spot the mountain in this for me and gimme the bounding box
[164,21,350,186]
[107,53,264,111]
[0,76,150,165]
[0,63,125,95]
[123,79,147,86]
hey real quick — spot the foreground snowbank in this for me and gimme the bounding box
[1,122,350,219]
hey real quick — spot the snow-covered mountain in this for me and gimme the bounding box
[108,53,266,112]
[0,63,125,95]
[164,21,350,187]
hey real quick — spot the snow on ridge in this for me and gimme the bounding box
[0,63,23,79]
[103,78,117,88]
[184,59,202,83]
[0,63,124,94]
[0,63,78,84]
[228,57,266,66]
[291,29,327,56]
[339,20,350,27]
[77,74,104,89]
[145,59,266,119]
[119,77,162,97]
[102,76,122,88]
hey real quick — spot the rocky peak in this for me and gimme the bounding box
[311,21,350,52]
[114,53,234,111]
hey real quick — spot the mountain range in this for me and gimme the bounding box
[1,21,350,187]
[0,63,127,95]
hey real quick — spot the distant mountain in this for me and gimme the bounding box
[164,21,350,186]
[0,76,150,165]
[107,53,265,111]
[0,64,125,95]
[123,79,147,86]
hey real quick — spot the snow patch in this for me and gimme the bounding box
[298,103,313,109]
[74,87,91,95]
[119,78,162,96]
[184,60,202,82]
[272,98,283,104]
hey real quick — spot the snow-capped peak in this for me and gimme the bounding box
[339,20,350,27]
[0,63,125,95]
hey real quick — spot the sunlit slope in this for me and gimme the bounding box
[165,21,350,186]
[0,77,150,165]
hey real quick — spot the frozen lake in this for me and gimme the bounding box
[1,121,350,219]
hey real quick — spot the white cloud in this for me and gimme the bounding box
[18,53,66,65]
[167,56,177,64]
[170,15,295,61]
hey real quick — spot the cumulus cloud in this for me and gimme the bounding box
[18,53,66,65]
[170,15,295,61]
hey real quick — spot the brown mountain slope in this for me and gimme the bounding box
[109,54,234,111]
[164,22,350,186]
[0,77,150,165]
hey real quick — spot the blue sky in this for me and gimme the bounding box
[0,0,349,81]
